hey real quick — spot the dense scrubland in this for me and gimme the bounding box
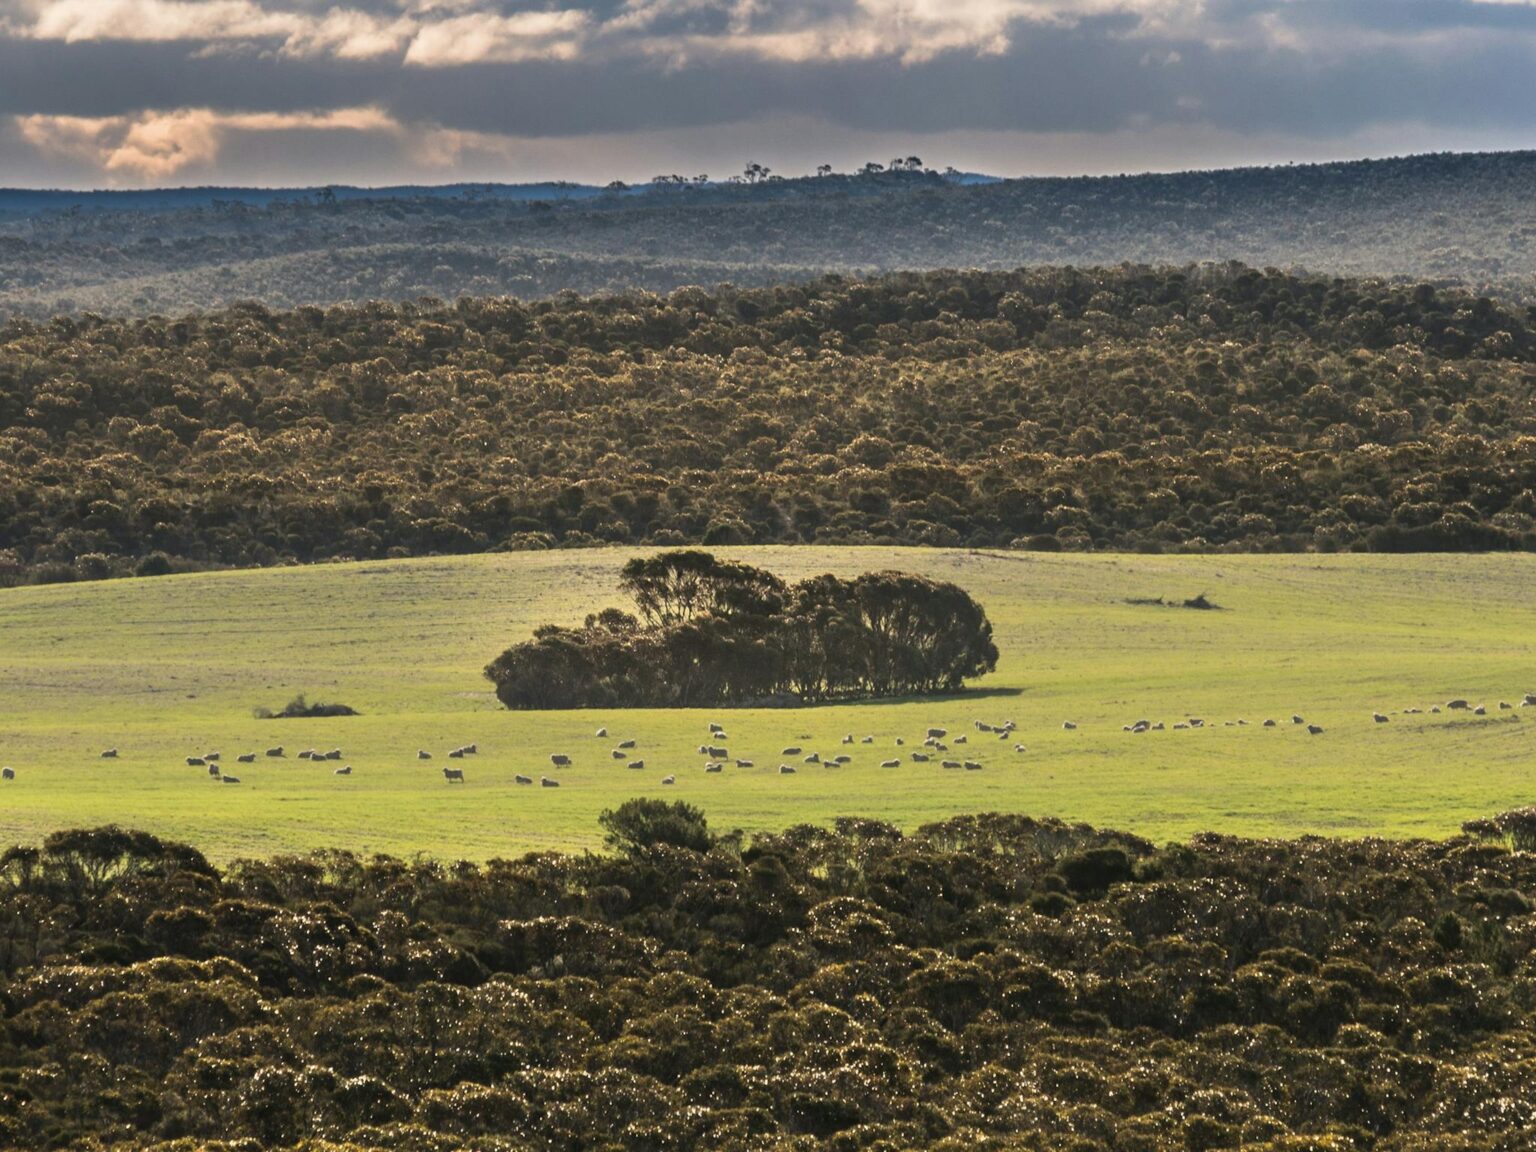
[4,152,1536,317]
[7,808,1536,1150]
[1,263,1534,585]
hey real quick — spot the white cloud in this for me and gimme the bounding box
[16,106,400,179]
[402,9,591,65]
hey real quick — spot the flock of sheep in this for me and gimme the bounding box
[2,693,1530,786]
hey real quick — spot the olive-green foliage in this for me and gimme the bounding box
[2,264,1535,587]
[5,813,1536,1150]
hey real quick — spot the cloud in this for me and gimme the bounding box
[402,9,591,65]
[16,105,400,179]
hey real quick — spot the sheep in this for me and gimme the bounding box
[779,764,796,774]
[595,728,608,738]
[1131,721,1150,733]
[1473,705,1487,716]
[927,728,947,738]
[782,746,802,756]
[238,753,256,764]
[325,750,342,761]
[735,759,753,768]
[515,774,533,785]
[1307,724,1324,735]
[1153,722,1166,731]
[834,755,852,764]
[205,752,221,762]
[208,764,220,777]
[941,760,962,769]
[1173,723,1189,730]
[450,749,465,760]
[612,750,627,759]
[697,745,711,755]
[804,753,820,764]
[1291,715,1304,725]
[954,735,968,745]
[1188,719,1205,728]
[443,767,465,783]
[1500,702,1513,710]
[661,775,676,785]
[861,736,874,744]
[550,754,571,767]
[963,761,983,772]
[463,744,478,755]
[334,766,352,776]
[712,733,729,742]
[1223,721,1235,728]
[842,734,854,744]
[0,767,12,780]
[540,777,559,787]
[298,750,314,760]
[1373,713,1389,723]
[1431,706,1442,713]
[704,746,726,759]
[976,721,993,732]
[1014,744,1027,752]
[1262,719,1277,727]
[1062,722,1077,731]
[220,775,241,784]
[628,759,645,770]
[418,750,432,760]
[933,742,949,752]
[1447,699,1470,710]
[618,739,637,749]
[265,747,284,757]
[709,723,724,734]
[912,752,930,762]
[998,732,1010,740]
[881,759,901,768]
[1236,720,1248,726]
[1523,694,1536,707]
[705,763,724,773]
[100,749,118,759]
[894,738,904,746]
[186,757,206,767]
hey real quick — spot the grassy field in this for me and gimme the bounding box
[0,547,1532,861]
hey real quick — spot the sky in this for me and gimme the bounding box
[2,0,1536,188]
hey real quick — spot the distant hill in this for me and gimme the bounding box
[1,152,1534,316]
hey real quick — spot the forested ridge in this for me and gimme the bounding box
[7,807,1536,1149]
[5,151,1536,318]
[1,263,1534,584]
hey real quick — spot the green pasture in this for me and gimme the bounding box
[0,548,1532,861]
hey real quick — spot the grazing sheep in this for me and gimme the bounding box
[661,775,675,785]
[220,775,240,784]
[298,750,314,760]
[927,727,947,739]
[782,747,802,756]
[207,764,220,777]
[550,754,571,767]
[834,755,851,764]
[1432,706,1442,713]
[1292,715,1304,725]
[1523,693,1536,707]
[443,767,465,783]
[1132,721,1150,733]
[955,735,968,745]
[612,750,627,759]
[735,759,753,768]
[238,753,256,764]
[1500,702,1513,710]
[933,742,949,752]
[205,752,220,762]
[1062,722,1077,731]
[595,728,608,738]
[463,744,478,755]
[1153,722,1166,731]
[1173,723,1190,730]
[1014,744,1027,752]
[540,777,559,788]
[418,750,432,760]
[842,734,854,744]
[804,753,820,764]
[628,759,645,770]
[862,736,874,744]
[334,766,352,776]
[912,752,930,762]
[1236,720,1248,726]
[100,749,118,759]
[450,749,465,760]
[706,746,727,759]
[265,747,284,757]
[1373,713,1389,723]
[325,750,342,761]
[894,738,904,746]
[941,760,962,769]
[1262,719,1277,727]
[1223,721,1235,728]
[515,774,533,784]
[998,732,1010,740]
[697,745,710,755]
[0,767,12,780]
[1189,719,1205,728]
[779,764,796,774]
[1474,705,1487,716]
[963,762,983,772]
[976,722,992,732]
[1447,699,1470,710]
[186,757,205,767]
[881,759,902,768]
[618,739,637,749]
[1307,724,1324,735]
[709,723,724,734]
[705,763,724,773]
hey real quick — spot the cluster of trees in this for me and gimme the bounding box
[0,264,1533,585]
[6,807,1536,1148]
[4,150,1536,317]
[485,551,997,708]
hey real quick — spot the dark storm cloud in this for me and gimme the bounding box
[1,0,1534,184]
